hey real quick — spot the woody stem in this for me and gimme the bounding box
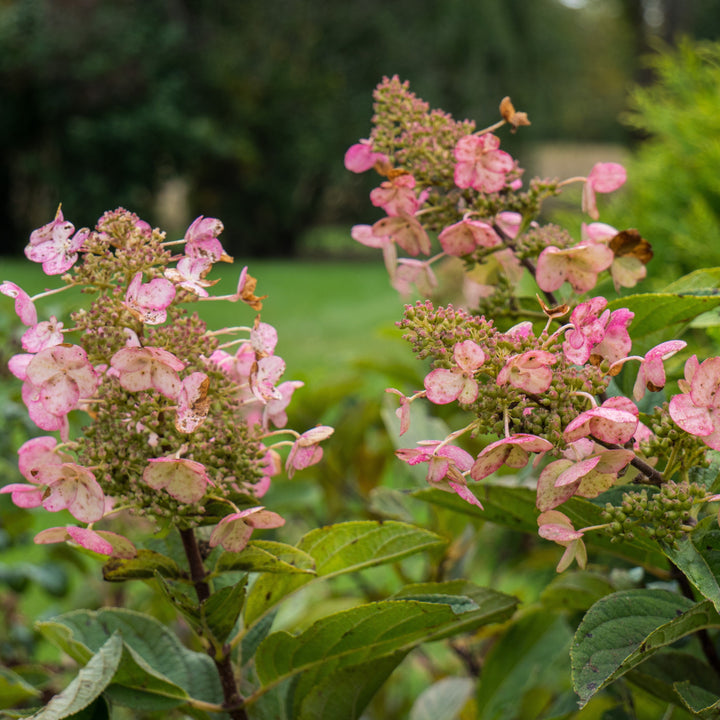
[179,528,248,720]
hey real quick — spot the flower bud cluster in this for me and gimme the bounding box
[636,402,710,477]
[602,482,703,547]
[1,207,333,557]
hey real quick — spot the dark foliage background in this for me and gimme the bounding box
[1,0,718,256]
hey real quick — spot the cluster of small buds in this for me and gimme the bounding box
[636,402,710,478]
[346,76,635,301]
[348,77,720,571]
[0,207,333,558]
[602,482,705,547]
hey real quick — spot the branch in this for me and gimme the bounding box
[593,439,665,486]
[179,528,249,720]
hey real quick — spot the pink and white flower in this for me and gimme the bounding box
[344,139,388,173]
[0,281,37,326]
[397,440,481,507]
[453,134,514,193]
[370,174,422,216]
[286,426,334,478]
[669,355,720,450]
[35,526,136,558]
[371,215,432,257]
[184,216,230,263]
[175,372,211,433]
[537,510,587,572]
[392,258,438,297]
[471,434,553,481]
[164,256,218,297]
[564,396,639,445]
[21,316,64,353]
[424,341,485,405]
[24,207,89,275]
[632,340,686,400]
[496,350,556,394]
[262,380,304,429]
[25,345,99,419]
[29,463,106,523]
[536,242,614,294]
[124,272,176,325]
[438,218,501,257]
[142,457,213,504]
[563,297,609,365]
[208,506,285,553]
[110,346,185,399]
[590,308,634,365]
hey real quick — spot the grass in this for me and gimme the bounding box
[0,257,416,386]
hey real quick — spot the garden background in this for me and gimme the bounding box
[4,0,720,718]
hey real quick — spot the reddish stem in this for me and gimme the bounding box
[179,528,248,720]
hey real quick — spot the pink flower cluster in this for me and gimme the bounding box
[346,79,632,302]
[345,78,720,571]
[1,209,332,557]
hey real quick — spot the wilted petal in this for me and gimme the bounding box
[175,372,211,433]
[0,281,38,326]
[38,463,105,523]
[143,457,212,504]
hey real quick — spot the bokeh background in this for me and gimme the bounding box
[2,0,719,259]
[4,2,720,717]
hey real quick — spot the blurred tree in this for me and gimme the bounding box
[601,39,720,284]
[0,0,692,257]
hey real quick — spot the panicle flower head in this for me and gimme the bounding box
[2,208,332,557]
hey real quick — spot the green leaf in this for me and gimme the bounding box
[202,576,247,645]
[0,668,41,709]
[606,292,720,341]
[213,540,316,576]
[244,521,446,627]
[245,676,293,720]
[153,574,202,635]
[391,580,518,640]
[241,610,278,667]
[476,612,572,720]
[36,608,222,711]
[625,649,720,713]
[662,517,720,612]
[540,571,616,613]
[102,549,185,582]
[661,268,720,293]
[28,633,122,719]
[571,589,720,707]
[255,584,516,693]
[409,677,474,720]
[413,484,667,571]
[293,653,407,720]
[674,681,720,718]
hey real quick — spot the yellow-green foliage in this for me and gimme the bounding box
[604,39,720,285]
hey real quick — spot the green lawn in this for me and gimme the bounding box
[0,257,415,386]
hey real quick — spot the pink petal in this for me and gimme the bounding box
[372,215,431,256]
[143,458,211,504]
[424,368,465,404]
[669,394,714,437]
[0,281,37,326]
[588,162,627,193]
[536,461,578,511]
[454,340,486,372]
[0,483,44,508]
